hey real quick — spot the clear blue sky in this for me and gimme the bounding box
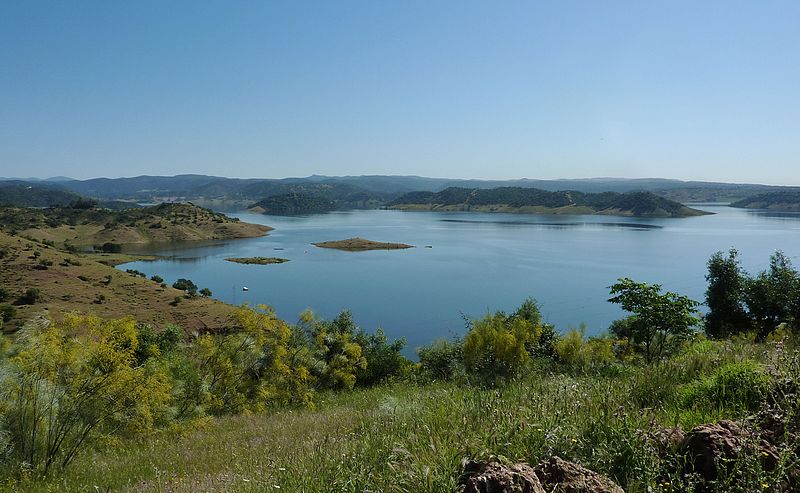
[1,1,798,183]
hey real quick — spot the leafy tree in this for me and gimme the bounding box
[172,278,198,296]
[353,329,410,387]
[743,251,800,339]
[510,298,557,358]
[608,278,700,363]
[704,249,750,339]
[199,287,213,298]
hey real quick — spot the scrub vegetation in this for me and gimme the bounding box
[1,242,800,491]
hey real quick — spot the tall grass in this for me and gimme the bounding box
[8,338,794,493]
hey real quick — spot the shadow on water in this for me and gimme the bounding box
[439,218,663,230]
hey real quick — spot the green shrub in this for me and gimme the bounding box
[0,287,9,302]
[554,327,616,373]
[151,275,164,283]
[1,305,15,322]
[172,278,197,296]
[17,288,41,305]
[99,242,122,253]
[417,338,463,381]
[353,329,411,386]
[679,360,771,413]
[462,311,538,381]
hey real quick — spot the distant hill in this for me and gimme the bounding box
[730,190,800,211]
[0,202,271,248]
[11,173,797,209]
[0,181,85,207]
[390,187,709,218]
[250,193,336,215]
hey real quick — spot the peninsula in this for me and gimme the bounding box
[0,202,271,249]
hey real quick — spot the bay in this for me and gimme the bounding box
[122,205,800,354]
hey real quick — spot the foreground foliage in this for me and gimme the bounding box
[4,336,797,493]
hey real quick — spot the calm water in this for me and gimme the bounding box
[123,206,800,354]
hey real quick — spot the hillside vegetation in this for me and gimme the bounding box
[0,202,270,249]
[731,190,800,211]
[390,187,709,218]
[0,181,87,207]
[249,192,337,215]
[0,230,238,332]
[2,245,800,491]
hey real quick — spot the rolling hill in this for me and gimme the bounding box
[389,187,709,217]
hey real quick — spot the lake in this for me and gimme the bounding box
[122,205,800,354]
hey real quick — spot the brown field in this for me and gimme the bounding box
[0,231,241,333]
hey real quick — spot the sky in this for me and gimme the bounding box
[1,1,799,184]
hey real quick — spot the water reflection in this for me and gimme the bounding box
[439,218,662,230]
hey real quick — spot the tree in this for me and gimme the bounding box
[199,287,213,298]
[743,251,800,339]
[353,329,410,387]
[172,278,198,297]
[608,278,700,363]
[705,249,749,338]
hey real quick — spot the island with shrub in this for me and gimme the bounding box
[312,237,414,251]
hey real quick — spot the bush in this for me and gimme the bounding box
[0,315,172,473]
[296,310,366,391]
[679,360,771,413]
[417,338,463,381]
[0,287,9,302]
[99,242,122,253]
[462,311,539,381]
[353,329,411,386]
[1,305,16,322]
[554,327,616,373]
[17,287,41,305]
[172,278,198,296]
[151,275,164,283]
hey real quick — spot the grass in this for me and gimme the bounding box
[312,237,414,252]
[10,338,792,493]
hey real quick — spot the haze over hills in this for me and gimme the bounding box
[4,174,796,200]
[3,174,800,213]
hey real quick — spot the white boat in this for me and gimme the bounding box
[242,286,249,291]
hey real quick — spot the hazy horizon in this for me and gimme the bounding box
[2,172,798,188]
[2,1,799,184]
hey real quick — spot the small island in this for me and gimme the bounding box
[312,237,414,252]
[225,257,290,265]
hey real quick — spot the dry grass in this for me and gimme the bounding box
[0,231,239,333]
